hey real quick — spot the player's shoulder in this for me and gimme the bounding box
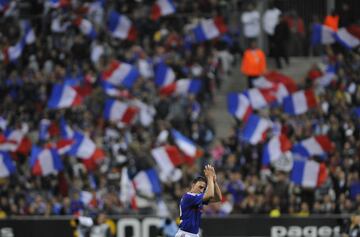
[183,192,203,198]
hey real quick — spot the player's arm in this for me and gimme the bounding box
[203,166,215,202]
[210,166,222,203]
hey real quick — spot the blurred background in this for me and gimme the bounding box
[0,0,359,236]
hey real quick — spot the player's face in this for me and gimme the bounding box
[191,181,207,194]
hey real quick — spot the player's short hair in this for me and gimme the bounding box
[191,176,207,186]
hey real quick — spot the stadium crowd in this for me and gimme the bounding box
[0,0,359,230]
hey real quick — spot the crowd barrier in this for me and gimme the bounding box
[0,215,350,237]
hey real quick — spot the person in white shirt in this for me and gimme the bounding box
[262,3,281,56]
[241,3,260,48]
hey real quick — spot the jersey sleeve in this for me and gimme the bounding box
[182,193,204,207]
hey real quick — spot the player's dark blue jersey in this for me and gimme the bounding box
[178,192,207,234]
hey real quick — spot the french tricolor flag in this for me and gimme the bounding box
[292,135,334,159]
[283,89,317,115]
[107,10,137,41]
[193,16,227,42]
[30,146,63,176]
[74,17,97,40]
[315,64,337,87]
[102,81,131,98]
[101,60,139,89]
[264,71,298,93]
[0,152,16,178]
[133,169,162,197]
[262,134,292,165]
[334,26,360,49]
[48,84,83,109]
[311,24,335,46]
[59,117,74,139]
[253,77,289,103]
[54,139,74,155]
[241,115,271,145]
[39,119,51,141]
[154,63,176,88]
[171,129,203,159]
[5,37,26,63]
[244,88,277,109]
[47,0,69,8]
[291,160,327,188]
[0,0,10,12]
[227,93,252,121]
[120,167,137,209]
[151,0,176,21]
[2,129,32,155]
[151,145,183,177]
[159,79,201,96]
[23,20,35,45]
[103,99,139,125]
[68,132,96,159]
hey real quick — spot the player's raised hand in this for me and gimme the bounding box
[204,165,214,179]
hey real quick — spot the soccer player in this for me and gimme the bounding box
[175,165,222,237]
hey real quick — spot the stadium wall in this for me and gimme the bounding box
[0,215,349,237]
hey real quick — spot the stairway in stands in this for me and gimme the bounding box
[210,57,321,140]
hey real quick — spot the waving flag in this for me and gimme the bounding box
[39,119,51,141]
[133,169,162,198]
[5,37,26,63]
[311,24,335,46]
[120,167,137,209]
[334,26,360,49]
[315,64,337,87]
[240,115,270,145]
[54,139,74,155]
[151,145,183,177]
[264,71,297,93]
[107,10,137,41]
[23,20,35,45]
[30,147,63,176]
[159,79,201,96]
[227,93,252,121]
[133,100,156,127]
[48,84,83,109]
[68,132,96,159]
[244,88,277,109]
[101,60,139,88]
[193,16,227,42]
[0,152,16,178]
[291,160,327,188]
[252,77,289,103]
[103,99,139,125]
[74,17,97,40]
[154,63,176,88]
[1,129,32,154]
[283,89,317,115]
[0,0,10,12]
[262,134,292,165]
[102,81,131,98]
[59,117,74,139]
[48,0,70,8]
[151,0,176,21]
[292,135,334,159]
[171,129,203,159]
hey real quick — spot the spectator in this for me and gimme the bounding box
[241,3,260,48]
[273,14,290,69]
[262,2,281,57]
[240,40,267,88]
